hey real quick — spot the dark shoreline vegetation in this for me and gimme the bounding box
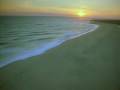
[0,20,120,90]
[93,20,120,25]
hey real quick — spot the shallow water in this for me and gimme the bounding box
[0,16,98,67]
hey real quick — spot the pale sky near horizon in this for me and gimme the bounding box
[0,0,120,19]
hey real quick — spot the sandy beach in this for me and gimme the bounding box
[0,21,120,90]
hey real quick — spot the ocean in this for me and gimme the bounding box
[0,16,98,68]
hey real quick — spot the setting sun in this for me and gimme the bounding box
[77,10,87,17]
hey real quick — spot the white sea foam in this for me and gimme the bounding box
[0,24,99,68]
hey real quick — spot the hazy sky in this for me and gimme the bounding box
[0,0,120,19]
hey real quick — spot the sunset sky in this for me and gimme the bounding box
[0,0,120,19]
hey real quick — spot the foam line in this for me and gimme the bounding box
[0,24,99,68]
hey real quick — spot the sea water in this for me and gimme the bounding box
[0,16,98,68]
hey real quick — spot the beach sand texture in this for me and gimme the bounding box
[0,21,120,90]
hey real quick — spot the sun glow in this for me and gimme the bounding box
[77,10,87,17]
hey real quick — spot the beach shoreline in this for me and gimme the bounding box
[0,20,120,90]
[0,23,99,68]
